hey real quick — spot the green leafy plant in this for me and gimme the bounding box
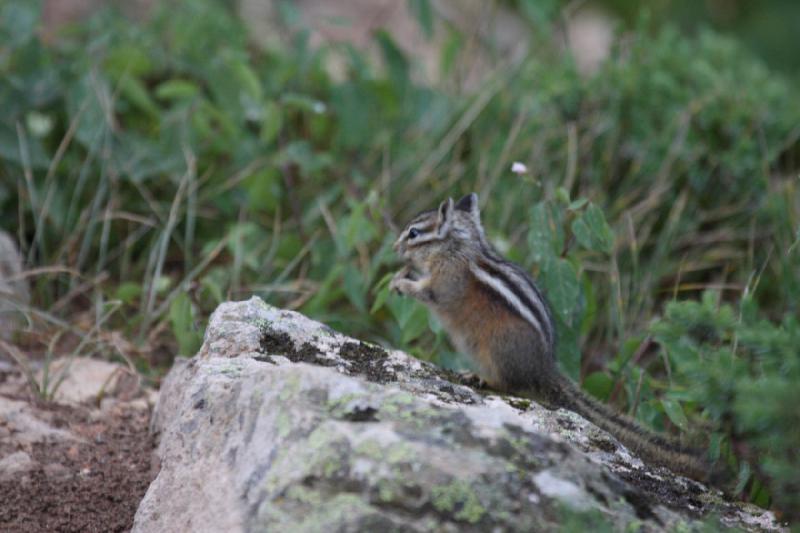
[651,292,800,519]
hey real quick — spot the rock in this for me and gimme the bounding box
[0,231,29,341]
[40,357,140,405]
[134,297,782,532]
[0,451,36,481]
[0,396,78,446]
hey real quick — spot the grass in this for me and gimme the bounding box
[0,0,799,522]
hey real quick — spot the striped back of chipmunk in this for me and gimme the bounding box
[469,251,557,353]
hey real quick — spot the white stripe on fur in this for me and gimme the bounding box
[469,263,546,339]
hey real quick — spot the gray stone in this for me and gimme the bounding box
[0,231,29,341]
[134,297,782,532]
[0,451,36,481]
[0,396,78,446]
[41,356,140,405]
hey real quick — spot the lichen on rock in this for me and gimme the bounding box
[134,297,783,532]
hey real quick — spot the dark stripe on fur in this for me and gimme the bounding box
[471,275,522,318]
[476,258,554,345]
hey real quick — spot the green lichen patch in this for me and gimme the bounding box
[506,397,532,411]
[215,361,246,378]
[327,392,379,423]
[430,480,486,524]
[252,316,272,330]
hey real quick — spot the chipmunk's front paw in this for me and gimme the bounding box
[389,265,410,292]
[389,271,415,295]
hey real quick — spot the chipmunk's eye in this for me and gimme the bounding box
[408,228,420,239]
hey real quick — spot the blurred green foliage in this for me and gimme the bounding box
[1,0,799,520]
[652,293,800,518]
[591,0,800,79]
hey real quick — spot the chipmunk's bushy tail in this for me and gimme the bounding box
[548,374,723,484]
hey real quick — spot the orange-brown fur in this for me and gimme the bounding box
[435,275,521,389]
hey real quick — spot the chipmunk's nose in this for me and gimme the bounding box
[392,238,402,253]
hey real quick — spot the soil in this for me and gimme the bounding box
[0,397,156,532]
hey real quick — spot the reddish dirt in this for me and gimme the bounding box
[0,398,156,533]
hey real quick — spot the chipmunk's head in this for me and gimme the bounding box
[393,193,487,269]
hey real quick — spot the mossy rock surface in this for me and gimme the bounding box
[134,297,780,532]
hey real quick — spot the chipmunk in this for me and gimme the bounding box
[389,192,716,482]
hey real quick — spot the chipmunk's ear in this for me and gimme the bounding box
[455,192,483,228]
[436,197,454,235]
[455,192,479,217]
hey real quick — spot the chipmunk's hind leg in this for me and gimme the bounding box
[492,325,557,400]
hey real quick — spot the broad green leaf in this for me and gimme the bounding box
[68,74,112,148]
[554,313,581,379]
[115,282,142,304]
[330,83,375,148]
[169,293,203,356]
[528,202,563,262]
[156,80,201,101]
[555,187,571,204]
[660,398,689,430]
[260,100,283,145]
[401,304,430,344]
[231,61,262,101]
[155,276,172,294]
[343,264,366,313]
[439,29,463,77]
[243,168,281,212]
[567,198,588,211]
[341,202,377,251]
[279,141,332,175]
[370,272,394,314]
[201,274,224,305]
[540,257,579,326]
[375,30,409,88]
[388,295,429,344]
[571,203,614,254]
[104,45,153,79]
[427,312,444,335]
[734,462,752,495]
[118,76,159,118]
[583,372,614,401]
[708,432,723,462]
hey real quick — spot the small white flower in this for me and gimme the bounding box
[511,162,528,174]
[26,111,53,138]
